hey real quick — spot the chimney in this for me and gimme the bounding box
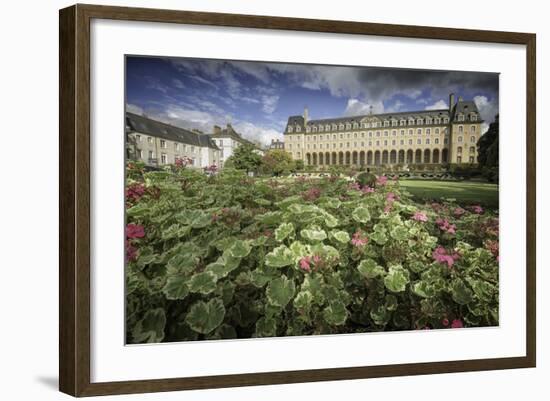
[303,106,309,125]
[449,93,455,112]
[213,125,221,135]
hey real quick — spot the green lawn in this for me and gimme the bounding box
[399,180,499,209]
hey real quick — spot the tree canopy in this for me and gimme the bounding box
[224,144,262,173]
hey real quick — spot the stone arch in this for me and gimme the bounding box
[306,153,311,165]
[424,149,431,163]
[406,149,414,164]
[359,151,365,166]
[325,152,331,165]
[442,148,448,163]
[318,152,324,165]
[332,152,337,165]
[345,151,351,165]
[352,151,358,165]
[312,153,317,165]
[415,149,422,164]
[338,152,344,165]
[390,150,397,164]
[382,150,389,164]
[398,149,405,163]
[432,148,440,164]
[367,151,373,165]
[374,150,381,165]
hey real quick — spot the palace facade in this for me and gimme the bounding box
[283,94,483,168]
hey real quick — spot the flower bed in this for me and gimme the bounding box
[125,162,499,343]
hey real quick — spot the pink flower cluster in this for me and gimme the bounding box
[125,223,144,262]
[432,246,460,268]
[302,187,322,201]
[453,207,466,217]
[435,218,456,235]
[203,164,218,174]
[412,211,428,222]
[175,156,193,167]
[376,175,388,186]
[351,231,369,247]
[470,205,484,214]
[299,255,322,273]
[125,183,146,202]
[384,192,398,213]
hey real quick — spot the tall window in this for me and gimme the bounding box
[408,129,413,135]
[471,126,476,132]
[426,138,430,144]
[459,125,464,133]
[174,143,179,151]
[470,136,476,143]
[161,153,167,164]
[435,138,439,144]
[136,134,141,142]
[147,137,153,144]
[148,150,154,160]
[426,128,431,135]
[458,136,463,143]
[136,149,142,158]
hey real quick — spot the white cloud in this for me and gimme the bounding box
[343,98,384,116]
[126,103,144,115]
[425,100,449,110]
[261,95,279,114]
[386,100,405,113]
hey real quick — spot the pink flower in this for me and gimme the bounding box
[125,240,138,262]
[351,231,369,247]
[471,205,484,214]
[299,256,311,272]
[386,192,398,202]
[436,218,456,235]
[451,319,464,329]
[126,223,145,239]
[349,182,361,191]
[362,186,375,194]
[432,246,460,268]
[453,207,466,217]
[442,318,450,327]
[412,211,428,222]
[312,255,321,265]
[125,183,146,202]
[376,175,388,186]
[302,187,321,201]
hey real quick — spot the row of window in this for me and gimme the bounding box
[287,135,477,150]
[287,113,478,133]
[287,126,476,141]
[134,135,199,153]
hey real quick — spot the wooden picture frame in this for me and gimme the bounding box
[59,3,536,397]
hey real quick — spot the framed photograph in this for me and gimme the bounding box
[59,4,536,397]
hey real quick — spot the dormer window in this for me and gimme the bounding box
[435,118,440,124]
[458,114,465,122]
[339,124,344,130]
[408,118,415,125]
[318,125,323,132]
[470,114,478,121]
[417,118,423,125]
[287,126,293,133]
[296,126,301,132]
[426,118,432,124]
[306,127,311,133]
[400,120,406,126]
[346,123,351,130]
[443,117,449,123]
[391,120,397,127]
[383,120,389,127]
[353,122,359,129]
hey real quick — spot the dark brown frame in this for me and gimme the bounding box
[59,3,536,397]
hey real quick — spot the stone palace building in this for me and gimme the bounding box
[283,94,483,168]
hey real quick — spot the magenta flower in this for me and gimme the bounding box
[435,218,456,235]
[442,318,450,327]
[453,207,466,217]
[126,223,145,239]
[125,183,146,202]
[125,240,138,262]
[471,205,484,214]
[386,192,397,202]
[412,211,428,222]
[362,186,375,194]
[349,182,361,191]
[451,319,464,329]
[351,231,369,247]
[299,256,311,272]
[376,175,388,186]
[432,246,460,268]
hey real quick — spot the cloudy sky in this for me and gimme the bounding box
[126,56,499,146]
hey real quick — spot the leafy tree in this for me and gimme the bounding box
[295,159,305,171]
[261,149,295,176]
[225,144,262,174]
[477,115,499,168]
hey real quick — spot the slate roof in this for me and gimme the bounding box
[126,112,220,150]
[285,98,482,134]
